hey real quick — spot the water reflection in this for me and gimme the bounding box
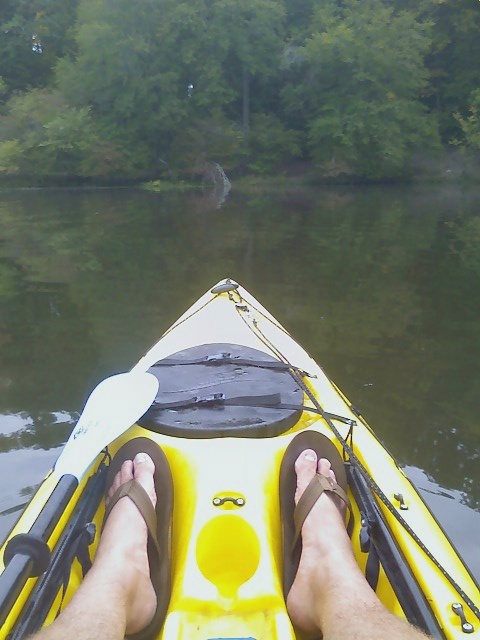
[405,465,480,581]
[0,185,479,572]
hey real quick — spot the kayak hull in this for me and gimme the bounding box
[1,279,479,639]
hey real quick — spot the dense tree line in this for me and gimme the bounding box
[0,0,479,180]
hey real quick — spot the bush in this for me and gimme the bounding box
[454,89,480,150]
[247,113,302,174]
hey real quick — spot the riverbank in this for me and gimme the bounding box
[0,148,478,191]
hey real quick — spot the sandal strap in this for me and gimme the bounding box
[104,479,161,560]
[292,473,350,552]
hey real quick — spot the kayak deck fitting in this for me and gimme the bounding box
[0,279,479,639]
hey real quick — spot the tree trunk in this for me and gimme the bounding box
[242,67,250,141]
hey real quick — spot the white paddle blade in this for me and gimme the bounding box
[54,372,159,480]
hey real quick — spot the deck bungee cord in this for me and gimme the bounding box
[226,285,480,627]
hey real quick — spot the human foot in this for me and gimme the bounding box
[286,449,358,636]
[96,452,158,635]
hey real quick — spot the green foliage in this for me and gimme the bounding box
[56,0,231,171]
[453,90,480,150]
[208,0,285,133]
[0,89,132,177]
[211,0,285,86]
[167,110,245,174]
[247,113,302,173]
[0,0,79,95]
[0,0,479,181]
[56,0,286,172]
[417,0,480,140]
[449,213,480,275]
[0,77,7,100]
[0,90,66,174]
[0,139,23,174]
[281,0,439,178]
[141,179,199,192]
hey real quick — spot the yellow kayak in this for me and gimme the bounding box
[0,279,479,639]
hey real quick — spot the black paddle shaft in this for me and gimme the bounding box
[0,474,78,628]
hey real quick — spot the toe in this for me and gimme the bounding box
[318,457,346,514]
[133,452,157,508]
[317,457,335,481]
[294,449,318,504]
[108,459,134,501]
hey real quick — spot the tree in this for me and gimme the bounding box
[0,0,79,95]
[209,0,285,136]
[412,0,480,141]
[2,0,480,181]
[56,0,234,174]
[281,0,439,178]
[454,89,480,150]
[56,0,287,173]
[0,89,131,177]
[247,113,301,173]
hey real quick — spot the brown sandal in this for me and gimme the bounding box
[279,430,349,597]
[104,437,173,640]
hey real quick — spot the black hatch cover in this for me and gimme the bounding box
[138,343,303,438]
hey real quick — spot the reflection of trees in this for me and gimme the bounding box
[222,186,480,507]
[449,215,480,278]
[0,278,97,407]
[0,186,479,508]
[413,426,480,511]
[0,412,75,454]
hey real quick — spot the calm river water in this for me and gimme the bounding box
[0,183,479,582]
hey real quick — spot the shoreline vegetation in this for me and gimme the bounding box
[1,2,480,188]
[0,148,479,192]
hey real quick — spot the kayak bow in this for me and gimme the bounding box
[0,279,478,640]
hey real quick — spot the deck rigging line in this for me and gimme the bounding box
[229,288,480,624]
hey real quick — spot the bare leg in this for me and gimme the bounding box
[32,452,157,640]
[287,450,430,640]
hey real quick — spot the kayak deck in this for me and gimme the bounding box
[1,279,479,639]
